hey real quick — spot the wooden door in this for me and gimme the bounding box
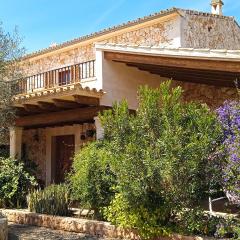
[54,135,75,183]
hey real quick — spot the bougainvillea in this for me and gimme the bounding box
[217,100,240,204]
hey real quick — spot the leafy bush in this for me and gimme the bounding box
[178,209,240,238]
[0,145,9,158]
[27,184,70,216]
[101,81,222,238]
[0,157,37,208]
[68,81,226,238]
[68,141,115,219]
[103,192,174,237]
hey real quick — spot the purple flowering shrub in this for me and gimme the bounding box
[217,100,240,204]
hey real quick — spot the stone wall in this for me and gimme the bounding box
[21,10,240,77]
[104,17,179,47]
[22,16,179,76]
[2,209,212,240]
[182,13,240,49]
[22,12,240,78]
[23,44,95,76]
[0,217,8,240]
[22,128,46,182]
[172,80,239,109]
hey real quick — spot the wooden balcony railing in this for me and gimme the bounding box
[11,60,95,95]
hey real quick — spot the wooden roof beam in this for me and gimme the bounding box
[52,99,82,109]
[131,64,239,78]
[148,70,234,87]
[148,69,236,82]
[15,106,102,128]
[125,62,238,87]
[105,52,240,73]
[15,107,32,116]
[73,95,100,106]
[23,104,46,114]
[37,101,60,111]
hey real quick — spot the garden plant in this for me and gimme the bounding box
[27,184,70,216]
[69,81,240,238]
[217,100,240,205]
[0,157,37,208]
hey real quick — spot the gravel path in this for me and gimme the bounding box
[8,223,109,240]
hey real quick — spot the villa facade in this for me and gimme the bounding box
[10,1,240,185]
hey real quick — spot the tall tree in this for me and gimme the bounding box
[0,22,25,146]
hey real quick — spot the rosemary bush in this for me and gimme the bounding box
[27,184,70,216]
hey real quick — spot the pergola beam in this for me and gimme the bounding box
[73,95,100,106]
[122,59,239,87]
[37,101,60,112]
[52,99,82,109]
[15,107,101,128]
[23,104,46,114]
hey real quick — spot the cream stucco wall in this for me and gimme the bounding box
[99,61,239,110]
[95,48,239,109]
[98,56,168,110]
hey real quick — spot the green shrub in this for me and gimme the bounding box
[27,184,70,216]
[68,141,115,219]
[101,81,223,238]
[178,209,240,238]
[0,157,37,208]
[103,192,173,238]
[67,81,225,238]
[177,209,218,236]
[0,145,9,158]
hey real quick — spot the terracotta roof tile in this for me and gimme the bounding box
[13,83,104,104]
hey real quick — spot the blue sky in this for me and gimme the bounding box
[0,0,240,53]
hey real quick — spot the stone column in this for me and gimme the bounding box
[9,126,23,159]
[94,116,104,140]
[45,132,52,186]
[74,124,81,154]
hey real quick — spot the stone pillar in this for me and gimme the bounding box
[45,132,52,186]
[10,126,23,159]
[74,124,81,154]
[94,116,104,140]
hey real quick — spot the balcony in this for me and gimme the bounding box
[12,60,96,95]
[9,59,104,128]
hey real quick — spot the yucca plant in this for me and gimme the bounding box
[27,184,70,216]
